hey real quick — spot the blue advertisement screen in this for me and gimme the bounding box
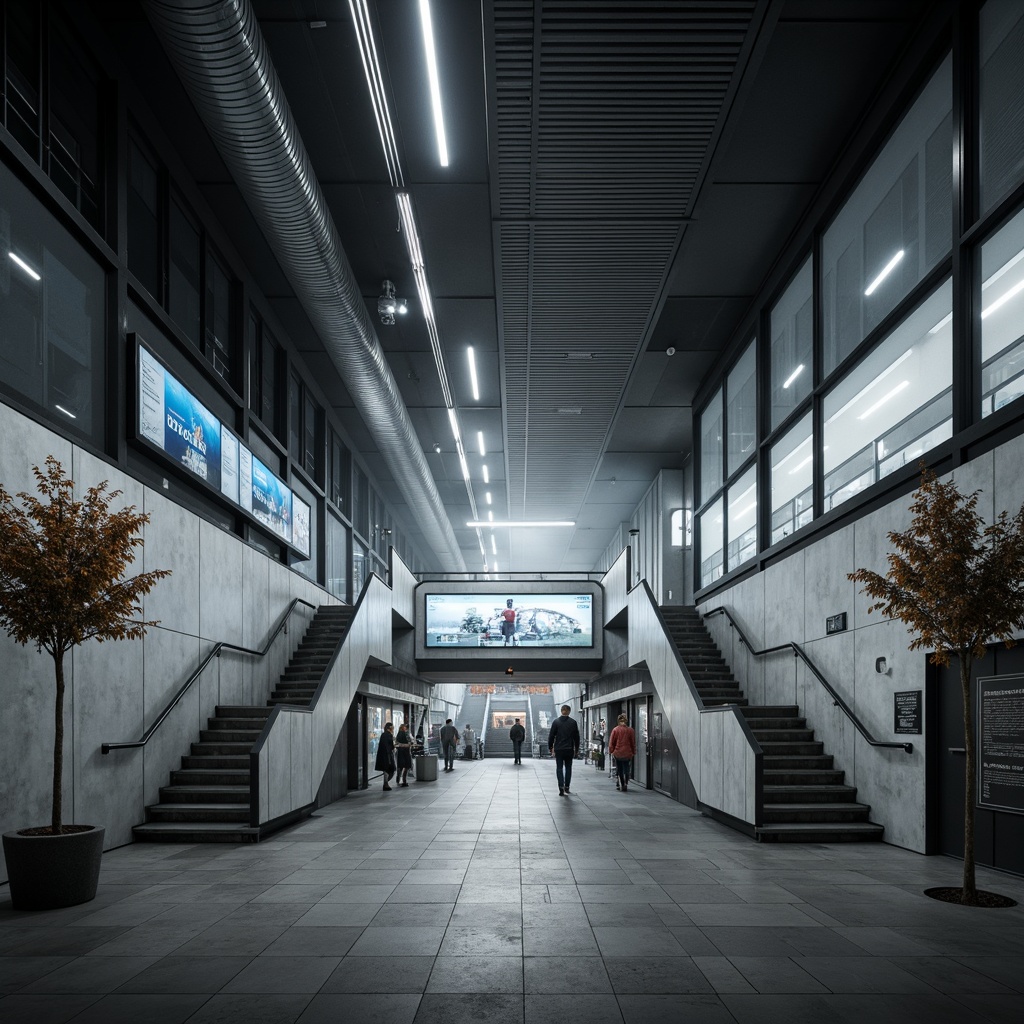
[424,593,594,648]
[250,455,293,544]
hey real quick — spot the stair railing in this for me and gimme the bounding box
[101,598,317,754]
[702,607,912,754]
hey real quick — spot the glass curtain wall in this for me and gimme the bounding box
[727,341,756,475]
[980,206,1024,415]
[980,1,1024,213]
[770,258,813,428]
[770,413,813,544]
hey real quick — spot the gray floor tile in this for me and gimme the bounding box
[183,992,312,1024]
[525,992,623,1024]
[414,993,522,1024]
[440,926,522,955]
[321,956,435,993]
[62,993,208,1024]
[592,926,686,958]
[0,992,101,1024]
[952,955,1024,992]
[115,955,252,993]
[603,956,714,994]
[261,926,363,956]
[617,993,735,1024]
[726,957,829,994]
[297,993,421,1024]
[523,955,612,993]
[0,956,74,994]
[952,994,1024,1023]
[293,903,381,927]
[794,955,937,993]
[425,955,524,992]
[347,925,446,957]
[21,955,158,993]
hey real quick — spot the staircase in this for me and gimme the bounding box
[660,606,883,843]
[453,690,489,757]
[133,605,352,843]
[484,702,533,759]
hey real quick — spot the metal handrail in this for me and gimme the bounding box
[703,606,912,754]
[101,597,318,754]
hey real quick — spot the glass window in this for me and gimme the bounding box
[0,161,105,443]
[726,465,757,572]
[3,0,40,156]
[289,373,302,463]
[980,207,1024,416]
[354,465,369,540]
[770,412,813,544]
[824,280,952,510]
[290,477,318,582]
[48,24,102,232]
[727,340,756,475]
[205,252,233,382]
[699,388,723,503]
[698,497,724,589]
[352,538,368,598]
[168,196,201,345]
[303,390,318,477]
[822,56,952,374]
[980,2,1024,213]
[329,427,351,512]
[770,257,813,429]
[327,513,350,602]
[127,137,160,299]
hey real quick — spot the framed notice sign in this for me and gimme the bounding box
[977,674,1024,815]
[894,690,922,735]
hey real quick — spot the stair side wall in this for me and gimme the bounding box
[0,403,331,874]
[698,433,1024,854]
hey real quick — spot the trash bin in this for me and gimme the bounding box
[415,754,439,782]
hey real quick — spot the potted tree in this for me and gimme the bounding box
[0,457,170,910]
[849,467,1024,908]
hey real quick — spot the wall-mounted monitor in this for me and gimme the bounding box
[415,582,602,667]
[425,593,593,648]
[134,338,310,558]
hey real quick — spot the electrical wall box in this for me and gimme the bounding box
[825,612,847,634]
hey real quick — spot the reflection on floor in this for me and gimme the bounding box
[2,759,1023,1023]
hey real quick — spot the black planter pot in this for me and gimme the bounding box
[2,825,105,911]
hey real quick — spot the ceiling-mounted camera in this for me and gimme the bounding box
[377,279,408,325]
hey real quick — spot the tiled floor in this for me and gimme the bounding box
[3,758,1024,1023]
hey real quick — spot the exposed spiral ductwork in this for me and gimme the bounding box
[142,0,466,571]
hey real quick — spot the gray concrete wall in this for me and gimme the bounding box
[698,432,1024,853]
[0,401,331,867]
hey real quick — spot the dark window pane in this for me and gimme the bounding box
[127,137,160,297]
[205,253,233,381]
[261,331,278,433]
[303,392,317,476]
[4,0,40,156]
[980,2,1024,212]
[289,373,301,461]
[0,160,104,443]
[49,24,102,231]
[168,197,200,345]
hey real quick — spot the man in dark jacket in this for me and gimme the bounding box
[547,705,580,796]
[509,718,526,764]
[439,719,459,772]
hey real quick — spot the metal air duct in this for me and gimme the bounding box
[142,0,466,570]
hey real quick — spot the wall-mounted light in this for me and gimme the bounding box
[432,441,442,454]
[875,656,891,676]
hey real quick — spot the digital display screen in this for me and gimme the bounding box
[136,340,310,558]
[424,593,594,648]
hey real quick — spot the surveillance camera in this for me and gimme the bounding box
[377,279,406,325]
[432,442,442,454]
[666,346,676,356]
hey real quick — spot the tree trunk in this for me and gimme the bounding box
[960,651,977,903]
[52,652,65,835]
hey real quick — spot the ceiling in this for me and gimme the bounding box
[89,0,930,574]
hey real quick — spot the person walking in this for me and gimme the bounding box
[374,722,397,791]
[395,720,413,787]
[548,704,580,796]
[509,718,526,764]
[608,713,637,792]
[462,723,476,760]
[439,718,459,771]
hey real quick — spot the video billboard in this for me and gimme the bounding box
[424,593,594,648]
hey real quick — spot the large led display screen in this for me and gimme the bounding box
[136,341,310,558]
[424,593,594,648]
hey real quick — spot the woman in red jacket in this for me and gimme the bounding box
[607,713,636,792]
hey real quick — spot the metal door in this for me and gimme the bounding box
[652,711,664,789]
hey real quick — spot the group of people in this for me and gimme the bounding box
[546,706,636,795]
[375,709,637,795]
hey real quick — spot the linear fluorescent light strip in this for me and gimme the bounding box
[477,431,486,456]
[418,0,449,167]
[55,404,76,419]
[482,465,489,484]
[858,380,910,420]
[348,0,403,187]
[772,434,812,472]
[485,492,492,504]
[467,520,575,528]
[824,348,914,425]
[491,534,496,554]
[467,347,480,401]
[864,249,904,296]
[781,364,804,389]
[9,252,41,281]
[981,276,1024,320]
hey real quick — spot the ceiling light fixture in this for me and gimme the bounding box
[377,279,408,325]
[485,492,492,504]
[348,0,402,187]
[482,464,489,484]
[488,510,493,522]
[864,249,905,296]
[55,404,77,419]
[432,441,441,454]
[8,252,41,281]
[491,534,497,554]
[477,431,486,456]
[467,346,480,401]
[782,364,804,389]
[417,0,449,167]
[466,520,576,528]
[857,380,910,420]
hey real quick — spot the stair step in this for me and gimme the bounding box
[749,729,815,742]
[743,717,806,729]
[170,768,251,786]
[269,695,312,706]
[191,741,253,756]
[132,822,260,843]
[763,784,858,803]
[761,802,871,823]
[208,717,268,730]
[199,729,260,744]
[758,741,825,755]
[147,803,251,823]
[762,755,835,770]
[741,705,800,718]
[159,784,250,803]
[214,706,270,719]
[763,769,844,785]
[702,697,748,707]
[755,822,884,843]
[182,755,249,769]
